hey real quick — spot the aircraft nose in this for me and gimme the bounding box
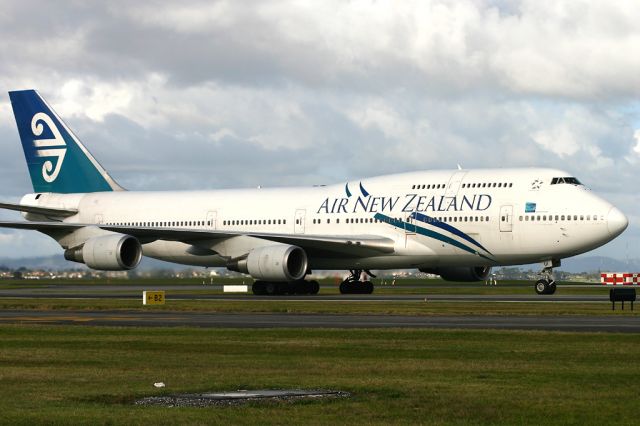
[607,207,628,237]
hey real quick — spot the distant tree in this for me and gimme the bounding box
[13,270,23,279]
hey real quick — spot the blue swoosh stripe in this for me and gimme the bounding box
[374,213,494,261]
[410,212,492,254]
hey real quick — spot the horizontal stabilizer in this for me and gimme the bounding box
[0,202,77,217]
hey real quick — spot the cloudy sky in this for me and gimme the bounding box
[0,0,638,261]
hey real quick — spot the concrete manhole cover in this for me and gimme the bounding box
[135,389,350,407]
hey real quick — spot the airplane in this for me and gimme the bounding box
[0,89,629,295]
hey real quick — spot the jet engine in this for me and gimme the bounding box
[420,266,492,282]
[64,234,142,271]
[228,244,308,281]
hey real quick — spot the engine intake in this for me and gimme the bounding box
[420,266,491,282]
[64,234,142,271]
[228,244,308,282]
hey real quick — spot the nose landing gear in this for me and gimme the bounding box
[535,261,559,295]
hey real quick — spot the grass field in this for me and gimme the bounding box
[1,278,638,424]
[1,325,639,425]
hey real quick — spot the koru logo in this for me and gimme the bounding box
[31,112,67,183]
[530,179,543,190]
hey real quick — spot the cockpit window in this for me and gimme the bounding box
[551,177,582,185]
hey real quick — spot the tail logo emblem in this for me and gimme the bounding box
[31,112,67,183]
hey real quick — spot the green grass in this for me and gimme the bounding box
[0,325,639,425]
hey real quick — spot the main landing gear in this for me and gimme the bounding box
[339,269,375,294]
[534,261,559,295]
[252,279,320,296]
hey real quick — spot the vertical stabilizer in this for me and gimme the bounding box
[9,89,124,193]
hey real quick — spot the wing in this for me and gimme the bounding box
[0,221,396,258]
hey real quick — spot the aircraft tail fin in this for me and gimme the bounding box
[8,89,124,193]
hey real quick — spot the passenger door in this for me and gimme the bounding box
[207,211,217,230]
[445,171,467,197]
[294,209,306,234]
[499,205,513,232]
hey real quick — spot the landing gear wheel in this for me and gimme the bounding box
[265,282,278,295]
[309,280,320,295]
[339,278,374,294]
[535,279,549,295]
[252,281,267,295]
[547,281,557,295]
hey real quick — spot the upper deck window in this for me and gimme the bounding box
[551,177,582,185]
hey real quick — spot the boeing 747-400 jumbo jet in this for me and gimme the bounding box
[0,90,629,295]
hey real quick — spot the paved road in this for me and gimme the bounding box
[0,310,638,332]
[0,284,610,303]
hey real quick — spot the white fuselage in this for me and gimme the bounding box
[22,167,627,271]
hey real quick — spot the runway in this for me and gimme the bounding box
[0,284,610,303]
[2,282,635,332]
[0,309,639,332]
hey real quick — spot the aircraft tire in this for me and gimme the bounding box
[265,282,279,295]
[292,280,309,295]
[364,281,374,294]
[340,281,374,294]
[535,279,549,295]
[252,281,267,295]
[547,281,557,295]
[309,280,320,295]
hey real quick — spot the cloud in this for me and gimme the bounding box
[0,0,638,259]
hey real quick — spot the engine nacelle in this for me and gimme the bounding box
[420,266,492,282]
[64,234,142,271]
[229,244,308,282]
